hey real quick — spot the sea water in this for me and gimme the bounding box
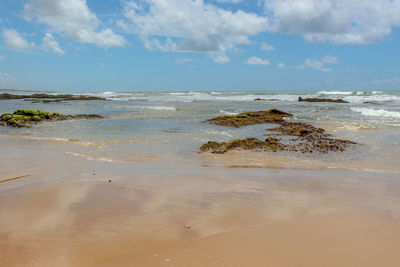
[1,90,399,172]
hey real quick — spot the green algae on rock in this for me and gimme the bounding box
[201,109,356,154]
[205,109,292,127]
[1,109,103,128]
[0,93,105,103]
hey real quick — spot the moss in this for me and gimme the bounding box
[1,109,103,128]
[206,109,292,127]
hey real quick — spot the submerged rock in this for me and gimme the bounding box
[205,108,292,127]
[1,109,103,128]
[0,93,105,103]
[298,96,349,103]
[201,108,356,154]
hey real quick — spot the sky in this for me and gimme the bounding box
[0,0,400,92]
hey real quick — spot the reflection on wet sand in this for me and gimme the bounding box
[1,147,400,266]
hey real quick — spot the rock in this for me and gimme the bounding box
[265,121,356,154]
[200,137,295,154]
[254,98,262,101]
[363,101,381,105]
[1,109,103,128]
[205,109,292,127]
[201,108,356,154]
[0,93,105,102]
[298,96,349,103]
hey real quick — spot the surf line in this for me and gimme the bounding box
[0,174,31,184]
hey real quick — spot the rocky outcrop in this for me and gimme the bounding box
[0,93,105,103]
[1,109,103,128]
[200,137,295,154]
[201,109,356,154]
[298,96,349,103]
[205,108,292,127]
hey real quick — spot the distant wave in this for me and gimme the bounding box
[82,90,400,104]
[219,110,239,115]
[318,90,355,95]
[351,107,400,119]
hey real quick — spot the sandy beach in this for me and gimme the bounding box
[2,0,400,264]
[1,145,400,266]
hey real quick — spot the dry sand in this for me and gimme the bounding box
[1,146,400,266]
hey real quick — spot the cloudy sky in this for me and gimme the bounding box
[0,0,399,92]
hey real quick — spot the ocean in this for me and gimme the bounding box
[1,90,400,173]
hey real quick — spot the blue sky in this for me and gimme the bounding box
[1,0,400,92]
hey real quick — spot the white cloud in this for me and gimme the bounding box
[278,62,285,68]
[261,42,275,51]
[246,56,270,65]
[211,53,231,64]
[299,55,340,72]
[25,0,127,48]
[42,33,64,54]
[264,0,400,44]
[0,55,5,60]
[322,55,339,64]
[303,59,331,72]
[120,0,268,63]
[0,73,18,87]
[3,29,32,49]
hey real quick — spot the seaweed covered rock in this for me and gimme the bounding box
[1,109,103,128]
[267,122,325,137]
[205,109,292,127]
[200,137,295,154]
[201,108,356,154]
[298,97,349,103]
[265,122,356,153]
[0,93,105,103]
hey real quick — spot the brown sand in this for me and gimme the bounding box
[1,147,400,266]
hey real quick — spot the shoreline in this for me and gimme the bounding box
[1,145,400,266]
[1,89,399,266]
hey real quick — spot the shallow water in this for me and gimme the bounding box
[1,89,400,266]
[1,89,399,172]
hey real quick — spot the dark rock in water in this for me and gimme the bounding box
[298,96,349,103]
[267,122,325,137]
[205,109,292,127]
[0,93,105,103]
[363,101,381,105]
[200,137,295,154]
[1,109,103,128]
[201,108,356,154]
[254,98,262,101]
[265,121,356,154]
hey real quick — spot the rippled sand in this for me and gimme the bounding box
[1,146,400,266]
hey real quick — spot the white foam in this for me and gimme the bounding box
[144,106,177,111]
[107,105,177,111]
[344,94,400,104]
[318,90,354,95]
[219,110,239,115]
[351,107,400,119]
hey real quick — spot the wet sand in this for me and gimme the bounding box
[1,146,400,266]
